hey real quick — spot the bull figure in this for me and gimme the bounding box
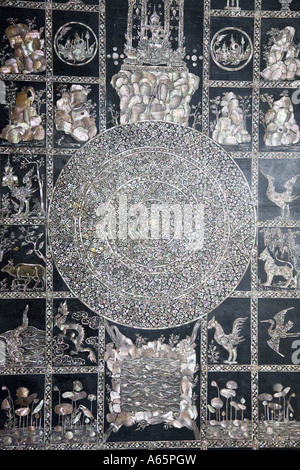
[1,259,45,291]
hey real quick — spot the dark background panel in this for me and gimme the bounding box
[258,372,300,421]
[51,373,98,429]
[260,18,300,80]
[207,371,252,421]
[257,228,300,288]
[235,265,251,292]
[52,298,100,366]
[258,159,300,221]
[0,225,46,291]
[235,158,252,186]
[53,263,70,292]
[258,298,300,365]
[209,87,253,152]
[52,10,99,77]
[53,82,99,149]
[0,374,45,430]
[0,6,46,68]
[211,0,254,9]
[207,298,251,364]
[0,154,46,218]
[105,0,127,127]
[209,17,254,82]
[0,80,47,149]
[53,154,73,186]
[0,298,45,335]
[259,88,300,153]
[262,0,300,11]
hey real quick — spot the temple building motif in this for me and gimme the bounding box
[111,0,199,125]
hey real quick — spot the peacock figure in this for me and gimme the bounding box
[261,170,299,219]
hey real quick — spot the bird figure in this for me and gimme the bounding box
[261,171,299,219]
[2,157,37,216]
[207,316,247,363]
[260,307,300,357]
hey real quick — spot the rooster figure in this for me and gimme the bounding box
[260,307,300,357]
[261,171,299,219]
[207,316,247,364]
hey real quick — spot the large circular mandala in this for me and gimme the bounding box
[49,122,255,328]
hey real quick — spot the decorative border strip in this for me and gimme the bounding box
[210,9,255,17]
[0,1,101,12]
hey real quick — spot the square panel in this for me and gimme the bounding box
[0,299,46,368]
[258,227,300,290]
[0,7,46,76]
[259,87,300,152]
[260,18,300,82]
[52,10,99,77]
[209,87,253,150]
[258,298,300,364]
[207,298,251,365]
[206,372,252,441]
[52,298,100,367]
[53,82,99,148]
[0,374,45,447]
[0,153,46,220]
[0,225,46,293]
[51,373,98,444]
[258,159,300,222]
[0,81,46,147]
[258,372,300,441]
[209,17,254,82]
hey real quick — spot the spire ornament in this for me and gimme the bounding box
[111,1,200,126]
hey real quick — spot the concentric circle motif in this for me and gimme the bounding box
[49,122,255,328]
[210,27,253,72]
[54,22,98,66]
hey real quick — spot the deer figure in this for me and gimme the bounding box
[1,259,45,291]
[2,157,37,216]
[261,171,299,219]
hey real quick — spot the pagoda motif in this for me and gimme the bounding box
[112,0,199,126]
[124,1,185,67]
